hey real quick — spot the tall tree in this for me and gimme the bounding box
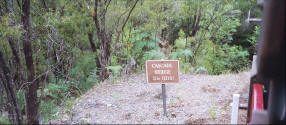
[0,50,22,124]
[93,0,112,81]
[21,0,40,123]
[7,0,25,89]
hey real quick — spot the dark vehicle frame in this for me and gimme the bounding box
[246,0,285,124]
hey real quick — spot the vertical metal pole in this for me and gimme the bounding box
[162,84,167,116]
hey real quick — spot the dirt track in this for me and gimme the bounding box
[50,71,250,124]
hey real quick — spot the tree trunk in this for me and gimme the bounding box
[190,7,201,37]
[97,32,112,81]
[88,33,97,52]
[52,48,61,81]
[8,37,24,89]
[21,0,40,124]
[93,0,112,81]
[7,0,25,89]
[87,32,101,76]
[0,50,23,124]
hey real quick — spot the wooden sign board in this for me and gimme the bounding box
[146,60,179,83]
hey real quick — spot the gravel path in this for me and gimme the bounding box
[50,71,250,124]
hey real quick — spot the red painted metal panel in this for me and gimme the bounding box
[252,84,264,110]
[249,83,264,123]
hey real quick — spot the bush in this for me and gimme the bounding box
[142,50,166,61]
[226,46,249,72]
[0,115,10,124]
[106,65,122,83]
[69,51,97,81]
[195,67,208,74]
[39,52,99,123]
[196,40,249,75]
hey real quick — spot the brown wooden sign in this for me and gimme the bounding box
[146,60,179,83]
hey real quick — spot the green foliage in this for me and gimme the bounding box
[171,31,193,73]
[0,115,10,124]
[131,29,161,53]
[175,38,187,49]
[70,51,97,81]
[111,55,118,66]
[247,26,260,46]
[39,50,99,123]
[106,65,122,83]
[180,63,192,73]
[40,71,97,123]
[226,46,249,72]
[130,28,164,67]
[40,99,59,123]
[171,49,193,59]
[106,65,122,74]
[207,107,217,119]
[195,67,208,74]
[195,39,249,75]
[86,69,99,86]
[0,16,23,38]
[171,48,193,73]
[16,90,26,113]
[143,50,166,60]
[246,25,260,55]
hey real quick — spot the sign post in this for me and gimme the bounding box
[162,84,167,116]
[146,60,179,116]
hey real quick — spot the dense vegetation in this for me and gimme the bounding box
[0,0,260,124]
